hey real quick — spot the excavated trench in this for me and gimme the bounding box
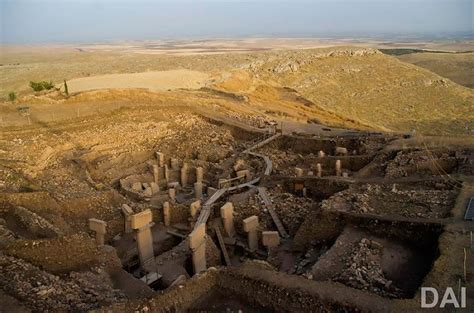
[293,208,443,299]
[85,130,454,304]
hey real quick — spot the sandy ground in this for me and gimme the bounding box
[63,70,209,93]
[3,38,472,57]
[76,38,474,55]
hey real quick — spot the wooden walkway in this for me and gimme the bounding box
[257,187,289,238]
[213,224,232,265]
[193,132,280,230]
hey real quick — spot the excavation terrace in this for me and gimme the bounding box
[0,107,473,312]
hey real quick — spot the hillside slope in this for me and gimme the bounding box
[2,46,472,136]
[242,47,473,135]
[396,52,474,88]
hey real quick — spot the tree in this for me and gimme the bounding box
[8,92,16,102]
[64,80,69,96]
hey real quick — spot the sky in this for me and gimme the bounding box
[1,0,472,44]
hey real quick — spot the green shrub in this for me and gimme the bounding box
[29,81,54,92]
[8,91,17,102]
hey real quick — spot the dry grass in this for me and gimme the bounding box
[397,52,474,88]
[1,45,473,136]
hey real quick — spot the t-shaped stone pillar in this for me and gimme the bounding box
[121,204,133,233]
[236,169,251,181]
[196,167,204,183]
[335,146,348,156]
[335,160,342,177]
[318,150,325,158]
[243,216,259,251]
[295,168,304,177]
[170,158,179,171]
[164,165,170,182]
[316,163,322,178]
[131,209,155,266]
[220,202,235,238]
[189,200,201,227]
[152,164,160,184]
[194,182,203,200]
[168,188,176,202]
[89,218,107,246]
[188,223,206,274]
[162,201,171,226]
[180,163,188,187]
[156,152,165,167]
[262,231,280,251]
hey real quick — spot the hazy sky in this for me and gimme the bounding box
[1,0,472,44]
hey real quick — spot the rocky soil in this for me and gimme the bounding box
[321,183,457,219]
[332,238,403,298]
[385,149,460,178]
[0,254,125,312]
[232,187,312,236]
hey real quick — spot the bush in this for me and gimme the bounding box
[29,81,54,92]
[8,91,17,102]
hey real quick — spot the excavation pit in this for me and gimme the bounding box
[310,226,441,299]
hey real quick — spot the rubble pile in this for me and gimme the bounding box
[293,244,329,276]
[258,147,306,175]
[0,166,40,193]
[0,254,125,312]
[385,150,457,178]
[332,238,402,298]
[233,192,273,232]
[12,206,62,238]
[270,190,312,236]
[321,184,455,218]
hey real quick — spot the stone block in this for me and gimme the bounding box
[194,182,203,200]
[295,168,304,177]
[335,146,348,156]
[156,152,165,167]
[152,165,160,183]
[196,167,204,183]
[190,200,201,218]
[188,223,206,250]
[262,231,280,248]
[89,218,107,234]
[220,202,235,238]
[243,215,259,232]
[150,182,160,194]
[168,188,176,201]
[131,209,153,229]
[163,202,171,226]
[121,204,133,233]
[236,169,251,181]
[170,158,179,170]
[143,187,153,197]
[131,182,142,192]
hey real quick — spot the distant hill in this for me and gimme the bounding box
[235,47,473,136]
[394,51,474,89]
[2,46,472,136]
